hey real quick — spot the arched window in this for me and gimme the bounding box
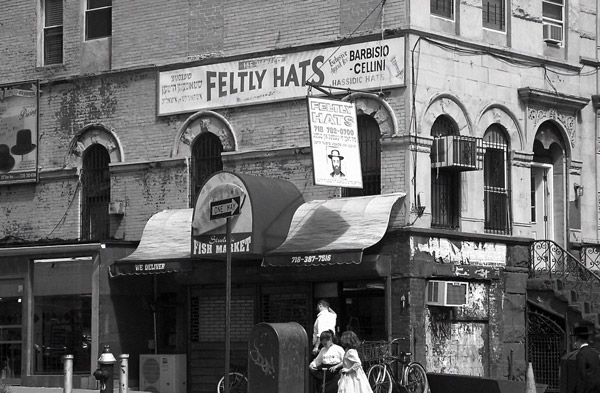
[342,115,381,197]
[190,132,223,207]
[484,125,511,234]
[431,115,460,228]
[81,144,110,240]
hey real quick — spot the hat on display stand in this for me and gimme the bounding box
[0,144,15,172]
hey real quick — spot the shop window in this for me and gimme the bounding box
[190,133,223,208]
[483,0,505,31]
[81,144,110,241]
[340,281,385,341]
[430,115,460,229]
[484,125,511,234]
[43,0,63,65]
[85,0,112,40]
[431,0,453,19]
[0,280,23,381]
[342,115,381,197]
[33,258,92,374]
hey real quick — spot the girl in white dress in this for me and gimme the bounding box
[335,331,373,393]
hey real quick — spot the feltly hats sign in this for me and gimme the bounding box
[0,82,38,184]
[158,37,405,115]
[308,97,362,188]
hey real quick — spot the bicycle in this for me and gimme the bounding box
[217,365,248,393]
[364,339,429,393]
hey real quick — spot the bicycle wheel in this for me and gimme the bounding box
[367,364,392,393]
[217,372,248,393]
[403,362,429,393]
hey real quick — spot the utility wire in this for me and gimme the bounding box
[304,0,387,85]
[43,180,81,239]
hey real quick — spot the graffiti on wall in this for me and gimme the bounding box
[412,237,506,267]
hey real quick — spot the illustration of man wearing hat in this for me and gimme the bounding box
[328,149,345,178]
[573,322,600,393]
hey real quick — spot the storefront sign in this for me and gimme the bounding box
[193,233,252,255]
[267,251,362,266]
[308,97,362,188]
[158,37,405,115]
[0,81,38,184]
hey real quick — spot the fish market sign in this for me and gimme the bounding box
[158,37,405,115]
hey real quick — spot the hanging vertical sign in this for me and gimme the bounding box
[0,81,39,184]
[308,97,362,188]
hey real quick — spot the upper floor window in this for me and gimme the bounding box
[542,0,564,45]
[43,0,63,65]
[483,125,511,234]
[342,115,381,197]
[86,0,112,40]
[190,133,223,208]
[81,144,110,241]
[431,0,453,19]
[483,0,505,31]
[430,115,460,229]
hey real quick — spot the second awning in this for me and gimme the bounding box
[262,193,405,266]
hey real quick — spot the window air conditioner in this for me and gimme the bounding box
[431,135,483,171]
[426,280,468,307]
[543,23,563,44]
[139,354,187,393]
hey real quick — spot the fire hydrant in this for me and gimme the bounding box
[93,345,116,393]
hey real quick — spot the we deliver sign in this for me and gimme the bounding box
[158,37,405,115]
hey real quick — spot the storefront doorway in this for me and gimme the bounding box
[0,279,23,383]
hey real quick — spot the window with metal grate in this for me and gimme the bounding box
[81,144,110,241]
[190,133,223,208]
[430,115,460,229]
[342,115,381,197]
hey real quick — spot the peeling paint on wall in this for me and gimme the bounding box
[411,237,506,266]
[425,308,489,376]
[425,282,490,376]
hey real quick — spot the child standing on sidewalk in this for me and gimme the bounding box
[335,331,373,393]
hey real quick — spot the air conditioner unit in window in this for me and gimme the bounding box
[139,354,186,393]
[431,135,483,171]
[543,23,563,44]
[426,280,468,307]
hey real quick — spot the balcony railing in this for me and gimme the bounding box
[530,240,600,312]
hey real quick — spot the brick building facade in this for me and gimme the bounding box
[0,0,599,392]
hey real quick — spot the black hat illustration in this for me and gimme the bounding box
[11,129,36,155]
[573,322,595,338]
[328,149,344,160]
[0,144,15,172]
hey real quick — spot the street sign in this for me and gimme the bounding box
[210,196,241,220]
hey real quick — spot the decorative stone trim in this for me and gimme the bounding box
[39,167,79,181]
[64,124,124,168]
[172,111,237,157]
[476,104,523,150]
[109,157,186,174]
[222,146,311,162]
[518,87,589,113]
[511,151,534,168]
[527,108,576,147]
[421,94,472,136]
[342,92,399,137]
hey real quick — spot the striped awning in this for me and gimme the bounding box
[110,209,193,276]
[262,193,405,267]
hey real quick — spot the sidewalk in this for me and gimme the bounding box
[8,388,149,393]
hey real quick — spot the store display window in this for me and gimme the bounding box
[33,258,92,374]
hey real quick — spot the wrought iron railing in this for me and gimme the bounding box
[530,240,600,312]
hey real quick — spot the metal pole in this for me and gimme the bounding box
[119,354,129,393]
[63,354,73,393]
[225,216,232,393]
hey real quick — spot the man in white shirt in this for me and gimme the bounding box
[313,299,337,355]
